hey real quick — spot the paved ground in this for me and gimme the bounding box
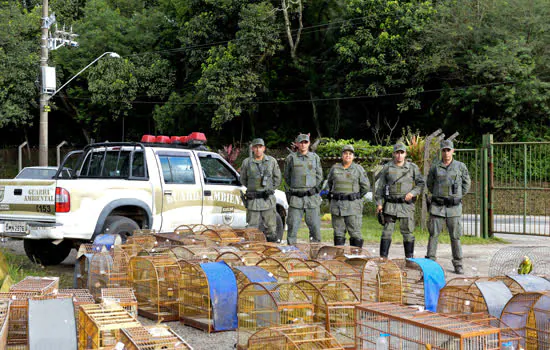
[2,233,549,349]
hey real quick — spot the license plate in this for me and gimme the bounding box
[3,221,27,233]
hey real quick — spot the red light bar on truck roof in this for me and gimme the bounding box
[140,132,207,148]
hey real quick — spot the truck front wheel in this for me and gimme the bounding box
[102,215,140,242]
[24,239,72,266]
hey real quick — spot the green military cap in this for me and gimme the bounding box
[342,145,354,153]
[440,140,454,150]
[295,134,310,143]
[251,138,265,146]
[393,143,407,152]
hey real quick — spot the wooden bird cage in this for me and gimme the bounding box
[256,257,314,282]
[153,231,193,248]
[78,303,141,349]
[489,246,550,277]
[119,243,145,257]
[216,251,265,267]
[233,227,267,242]
[58,289,96,323]
[237,282,314,349]
[393,258,446,310]
[75,244,95,289]
[313,260,361,293]
[347,257,402,303]
[356,302,502,350]
[230,242,269,253]
[128,255,181,322]
[119,325,192,349]
[296,280,359,348]
[9,276,59,295]
[304,260,339,281]
[0,292,38,348]
[0,300,9,349]
[173,224,194,234]
[247,324,344,350]
[437,277,517,317]
[501,291,550,350]
[101,288,138,318]
[127,234,157,250]
[189,224,209,233]
[170,246,217,263]
[133,229,157,235]
[88,247,130,301]
[177,260,213,332]
[198,228,243,245]
[261,245,308,260]
[293,243,326,260]
[315,245,345,260]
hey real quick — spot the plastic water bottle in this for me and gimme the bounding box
[501,341,515,350]
[376,333,390,350]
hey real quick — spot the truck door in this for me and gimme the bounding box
[157,151,203,231]
[196,152,246,227]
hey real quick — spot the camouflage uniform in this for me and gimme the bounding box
[426,140,471,273]
[284,134,323,245]
[375,143,425,258]
[240,139,282,242]
[327,145,370,247]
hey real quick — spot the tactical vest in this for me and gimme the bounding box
[289,153,318,189]
[331,165,357,193]
[245,157,271,191]
[432,161,464,198]
[386,163,414,196]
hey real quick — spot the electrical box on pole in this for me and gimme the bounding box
[41,66,56,94]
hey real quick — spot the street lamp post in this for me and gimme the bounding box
[38,51,121,166]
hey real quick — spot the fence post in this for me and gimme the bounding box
[480,134,493,239]
[487,134,494,237]
[18,141,28,172]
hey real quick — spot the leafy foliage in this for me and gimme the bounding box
[316,138,392,159]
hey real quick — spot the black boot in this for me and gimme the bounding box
[404,240,415,258]
[380,239,391,258]
[334,236,346,246]
[350,237,364,248]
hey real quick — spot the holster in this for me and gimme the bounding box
[240,190,248,208]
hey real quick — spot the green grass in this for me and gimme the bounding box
[296,216,506,245]
[0,248,73,288]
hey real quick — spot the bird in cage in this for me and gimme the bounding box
[518,256,533,275]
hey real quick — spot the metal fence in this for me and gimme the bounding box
[453,149,482,237]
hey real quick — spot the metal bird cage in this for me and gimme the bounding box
[101,287,138,318]
[233,227,267,242]
[247,324,344,350]
[356,302,502,350]
[0,300,8,349]
[78,303,141,349]
[346,257,402,303]
[393,258,446,310]
[489,246,550,277]
[216,251,265,267]
[177,260,213,332]
[237,282,314,349]
[119,325,193,349]
[128,255,181,321]
[0,292,38,348]
[500,291,550,350]
[296,280,359,348]
[88,247,130,301]
[9,276,59,295]
[256,257,314,281]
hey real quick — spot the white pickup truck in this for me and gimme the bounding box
[0,136,288,265]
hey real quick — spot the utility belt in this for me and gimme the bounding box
[245,190,274,200]
[289,188,318,197]
[385,195,416,204]
[329,192,362,201]
[432,196,462,207]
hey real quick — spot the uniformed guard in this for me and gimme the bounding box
[240,138,282,242]
[327,145,370,247]
[375,143,425,258]
[284,133,323,245]
[426,140,471,274]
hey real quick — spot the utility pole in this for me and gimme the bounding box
[39,0,49,166]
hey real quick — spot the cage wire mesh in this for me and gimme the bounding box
[237,282,314,349]
[393,258,444,308]
[127,234,157,251]
[233,227,267,243]
[232,266,276,291]
[101,288,138,318]
[0,300,8,349]
[304,260,339,282]
[356,302,502,350]
[295,280,359,348]
[170,246,218,263]
[256,257,314,282]
[489,246,550,277]
[313,260,361,294]
[500,291,550,350]
[177,260,213,332]
[88,248,130,301]
[9,276,59,295]
[198,228,244,245]
[78,303,141,349]
[128,255,181,322]
[75,244,95,289]
[58,289,96,323]
[246,324,344,350]
[153,231,194,248]
[314,245,346,261]
[0,292,39,348]
[346,257,402,304]
[293,243,326,260]
[216,251,265,267]
[119,325,193,349]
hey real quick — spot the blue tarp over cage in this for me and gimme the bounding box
[409,258,446,312]
[200,261,238,331]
